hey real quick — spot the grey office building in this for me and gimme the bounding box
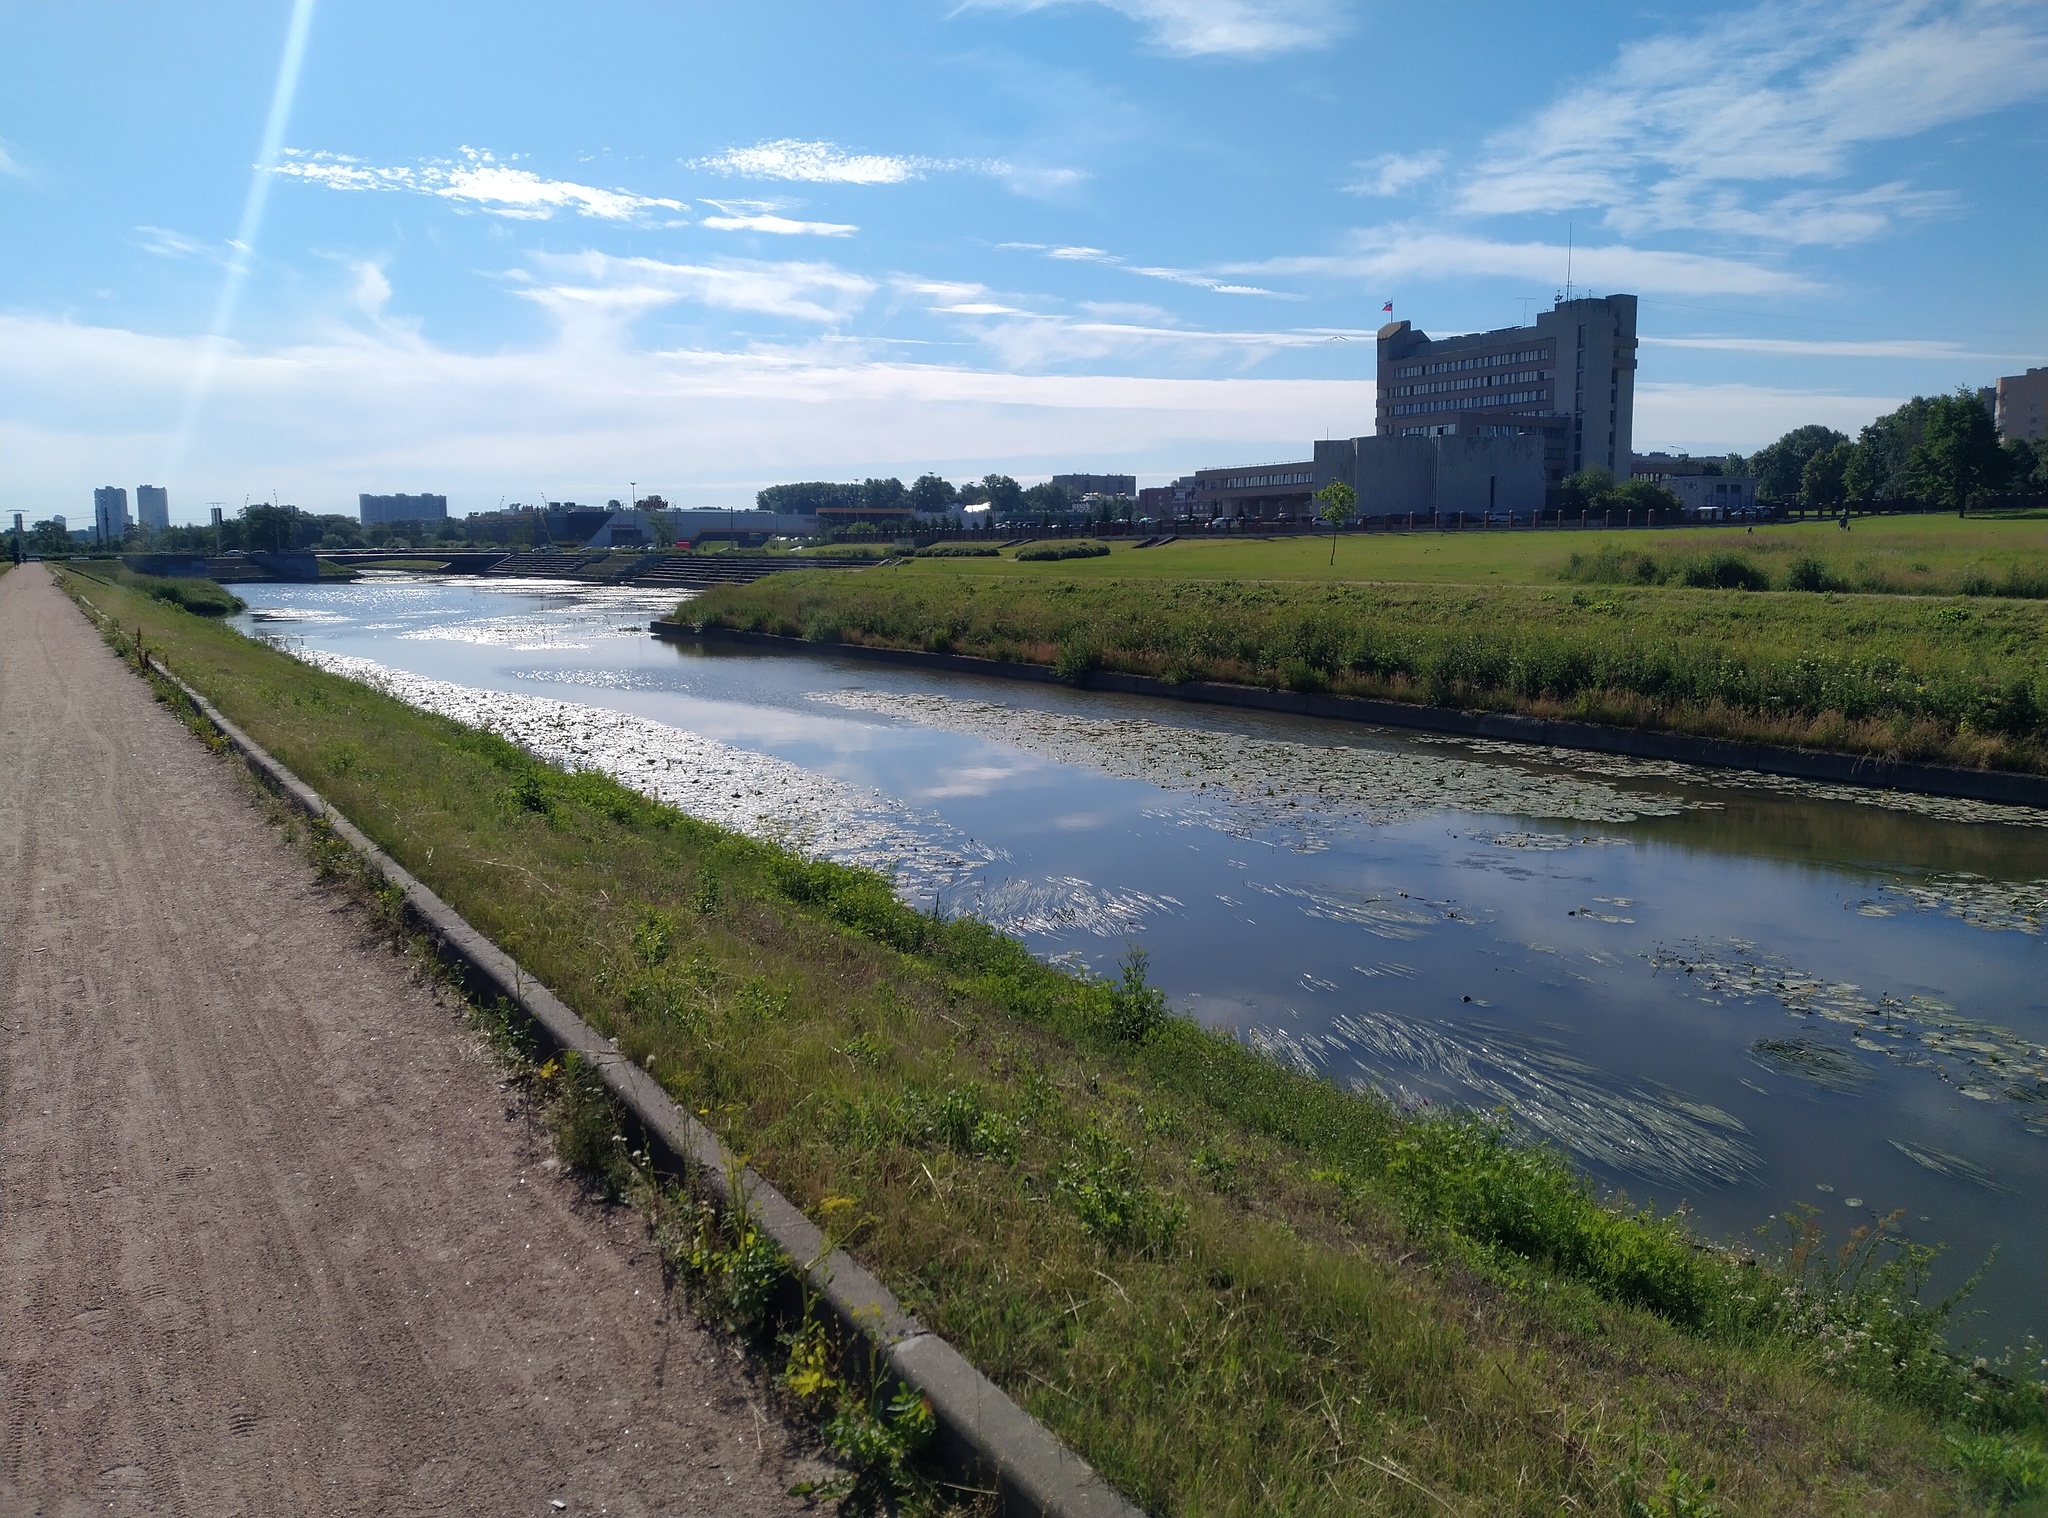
[136,485,170,533]
[1376,294,1638,483]
[359,492,449,525]
[93,486,131,543]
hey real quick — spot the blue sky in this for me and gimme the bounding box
[3,0,2045,523]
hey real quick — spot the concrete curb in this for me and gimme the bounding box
[131,648,1142,1518]
[653,621,2048,811]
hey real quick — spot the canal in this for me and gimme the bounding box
[235,573,2048,1352]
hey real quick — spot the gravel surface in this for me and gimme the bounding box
[0,569,813,1517]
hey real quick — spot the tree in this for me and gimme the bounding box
[1749,425,1848,505]
[1611,478,1682,515]
[862,476,908,512]
[242,502,304,553]
[1313,480,1356,563]
[1558,467,1615,516]
[1905,389,2005,512]
[981,474,1024,516]
[1801,440,1855,511]
[908,473,956,517]
[1022,481,1075,516]
[2003,437,2046,496]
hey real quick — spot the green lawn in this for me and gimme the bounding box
[897,515,2048,597]
[55,563,2048,1516]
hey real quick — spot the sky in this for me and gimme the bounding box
[2,0,2045,524]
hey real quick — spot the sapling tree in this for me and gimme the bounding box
[1314,480,1357,564]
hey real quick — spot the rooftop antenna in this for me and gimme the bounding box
[1565,221,1574,303]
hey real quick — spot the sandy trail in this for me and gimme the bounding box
[0,568,809,1517]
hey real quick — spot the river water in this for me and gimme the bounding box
[234,574,2048,1352]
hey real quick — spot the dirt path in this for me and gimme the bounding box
[0,568,811,1517]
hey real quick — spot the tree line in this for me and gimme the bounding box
[757,474,1135,521]
[1748,389,2045,513]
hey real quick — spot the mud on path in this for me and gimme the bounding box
[0,569,811,1518]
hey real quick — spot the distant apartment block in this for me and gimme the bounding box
[359,492,449,525]
[1996,368,2047,444]
[1191,461,1319,521]
[1050,473,1137,498]
[1377,294,1638,483]
[136,484,170,533]
[93,486,131,542]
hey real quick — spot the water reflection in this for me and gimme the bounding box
[237,576,2048,1349]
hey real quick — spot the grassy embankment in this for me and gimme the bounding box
[683,520,2048,775]
[61,564,2048,1516]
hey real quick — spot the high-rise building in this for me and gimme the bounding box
[1995,368,2047,444]
[93,486,131,543]
[359,492,449,525]
[136,484,170,533]
[1376,294,1638,483]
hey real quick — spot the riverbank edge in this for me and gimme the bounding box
[652,620,2048,810]
[88,611,1138,1517]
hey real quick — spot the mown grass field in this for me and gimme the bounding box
[58,564,2048,1516]
[893,515,2048,597]
[687,527,2048,774]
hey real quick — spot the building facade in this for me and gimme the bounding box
[1376,294,1638,483]
[136,485,170,533]
[1996,368,2047,444]
[1191,461,1319,521]
[93,486,131,543]
[1316,433,1547,521]
[359,492,450,525]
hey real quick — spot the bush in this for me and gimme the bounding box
[1678,552,1770,591]
[135,574,245,617]
[915,543,998,557]
[1016,540,1111,562]
[1785,556,1850,592]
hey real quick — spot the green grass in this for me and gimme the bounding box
[685,558,2048,773]
[78,562,246,616]
[62,566,2048,1516]
[888,516,2048,597]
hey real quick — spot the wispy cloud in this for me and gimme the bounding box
[272,147,687,222]
[968,0,1349,57]
[523,252,876,327]
[1005,241,1287,296]
[699,200,858,237]
[136,225,221,262]
[1238,227,1817,298]
[1644,335,2037,362]
[1459,0,2048,243]
[688,137,1080,196]
[1343,151,1443,197]
[0,140,24,178]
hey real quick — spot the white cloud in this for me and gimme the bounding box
[700,211,859,237]
[1242,228,1817,297]
[136,226,219,262]
[969,0,1348,56]
[523,252,876,327]
[1644,335,2038,362]
[1013,241,1286,296]
[272,147,686,222]
[937,309,1349,370]
[1344,151,1443,197]
[0,311,1377,518]
[0,141,25,178]
[1459,0,2048,242]
[690,138,1081,196]
[689,139,950,185]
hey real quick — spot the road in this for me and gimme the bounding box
[0,567,811,1517]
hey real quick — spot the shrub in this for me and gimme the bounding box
[1016,540,1111,562]
[915,543,998,557]
[1679,552,1769,591]
[1785,556,1849,592]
